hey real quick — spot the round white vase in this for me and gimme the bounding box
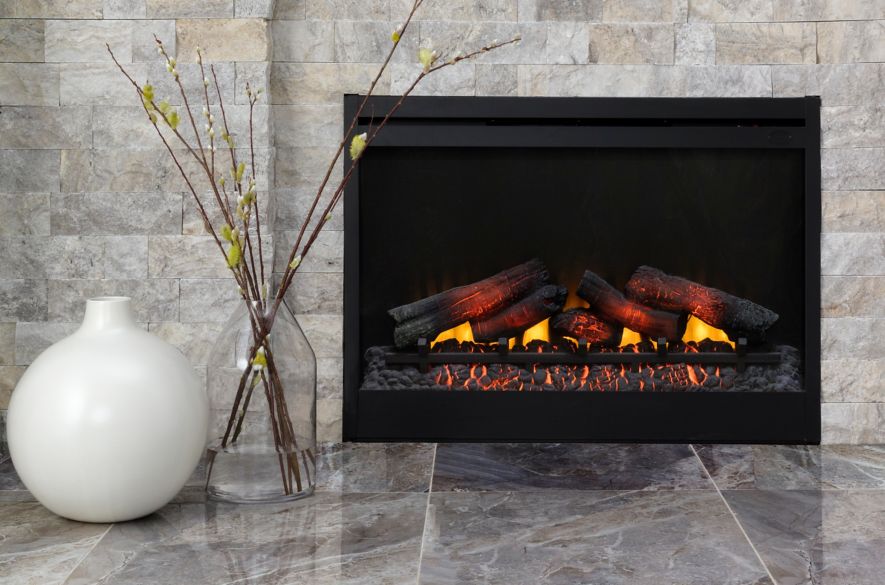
[7,297,208,523]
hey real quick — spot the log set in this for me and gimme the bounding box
[551,308,623,346]
[473,285,567,342]
[625,265,779,343]
[577,270,687,340]
[389,259,550,348]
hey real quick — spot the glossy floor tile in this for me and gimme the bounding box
[433,443,713,491]
[316,442,436,493]
[725,489,885,585]
[420,490,772,585]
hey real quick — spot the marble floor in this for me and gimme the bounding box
[2,443,885,585]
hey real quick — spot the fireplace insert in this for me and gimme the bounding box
[343,96,821,443]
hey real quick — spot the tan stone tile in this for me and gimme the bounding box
[177,18,268,62]
[716,23,816,64]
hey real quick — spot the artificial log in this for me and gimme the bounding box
[550,308,624,346]
[577,270,687,340]
[624,265,779,343]
[472,285,568,342]
[390,259,550,348]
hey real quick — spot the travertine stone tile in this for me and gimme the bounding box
[0,323,15,366]
[48,279,179,322]
[271,62,391,105]
[821,317,885,360]
[177,19,269,62]
[145,0,233,18]
[297,314,342,358]
[715,23,816,64]
[273,105,340,147]
[390,62,475,95]
[0,150,60,193]
[273,0,306,19]
[772,0,885,21]
[317,356,343,399]
[182,191,272,236]
[822,191,885,232]
[179,278,241,322]
[393,0,517,21]
[675,23,715,65]
[103,0,147,19]
[822,106,885,148]
[45,20,133,62]
[0,107,91,149]
[822,276,885,317]
[0,367,23,408]
[688,0,773,22]
[234,62,271,104]
[588,24,675,65]
[822,359,885,402]
[0,0,102,18]
[272,187,345,232]
[273,230,342,273]
[0,64,59,106]
[272,20,335,62]
[0,280,48,322]
[317,397,343,441]
[333,20,418,64]
[772,63,885,105]
[60,148,187,193]
[822,233,885,275]
[308,0,389,20]
[235,0,275,18]
[149,62,236,105]
[417,21,539,65]
[148,322,225,365]
[517,0,603,22]
[476,63,518,95]
[15,322,80,364]
[283,272,343,314]
[148,236,231,278]
[131,19,174,62]
[0,236,148,279]
[0,19,44,62]
[822,403,885,443]
[602,0,687,22]
[818,21,885,64]
[822,148,885,191]
[0,194,50,236]
[545,22,591,64]
[60,63,147,106]
[274,146,341,190]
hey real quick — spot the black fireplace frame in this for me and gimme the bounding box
[342,95,822,444]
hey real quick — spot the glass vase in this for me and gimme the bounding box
[205,300,316,503]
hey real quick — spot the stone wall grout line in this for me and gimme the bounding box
[414,442,437,585]
[59,522,114,585]
[690,444,779,585]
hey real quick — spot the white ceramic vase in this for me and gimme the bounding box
[7,297,208,523]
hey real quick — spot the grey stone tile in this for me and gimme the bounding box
[234,0,274,17]
[822,317,885,360]
[317,397,342,442]
[0,150,60,193]
[14,322,80,364]
[715,23,816,64]
[283,272,343,314]
[272,20,335,62]
[148,236,229,278]
[589,23,674,64]
[316,356,342,399]
[0,107,91,150]
[178,278,241,323]
[181,191,272,236]
[0,236,147,279]
[0,194,50,237]
[390,61,475,96]
[420,490,772,585]
[822,106,885,148]
[821,403,885,444]
[145,0,232,17]
[0,367,24,409]
[393,0,517,21]
[0,19,44,62]
[334,20,418,64]
[818,20,885,63]
[416,21,532,65]
[176,18,269,62]
[148,322,225,365]
[63,493,426,584]
[0,280,47,322]
[433,443,713,491]
[273,0,306,19]
[234,62,272,105]
[274,146,341,190]
[602,0,686,22]
[544,22,591,64]
[695,444,885,490]
[60,149,187,193]
[821,233,885,276]
[823,148,885,190]
[59,63,147,106]
[772,0,885,21]
[297,314,342,358]
[822,276,885,317]
[51,192,182,236]
[725,490,885,585]
[103,0,146,18]
[772,63,885,106]
[272,187,344,232]
[0,324,14,366]
[45,19,133,63]
[0,64,59,107]
[308,0,388,20]
[476,63,518,95]
[147,62,236,106]
[316,442,435,492]
[273,104,340,148]
[131,19,174,62]
[48,279,179,322]
[688,0,773,22]
[823,191,885,232]
[273,229,342,273]
[0,0,102,17]
[517,0,602,21]
[676,23,716,65]
[822,358,885,402]
[0,502,108,583]
[271,62,391,105]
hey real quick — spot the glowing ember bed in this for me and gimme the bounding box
[342,96,821,443]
